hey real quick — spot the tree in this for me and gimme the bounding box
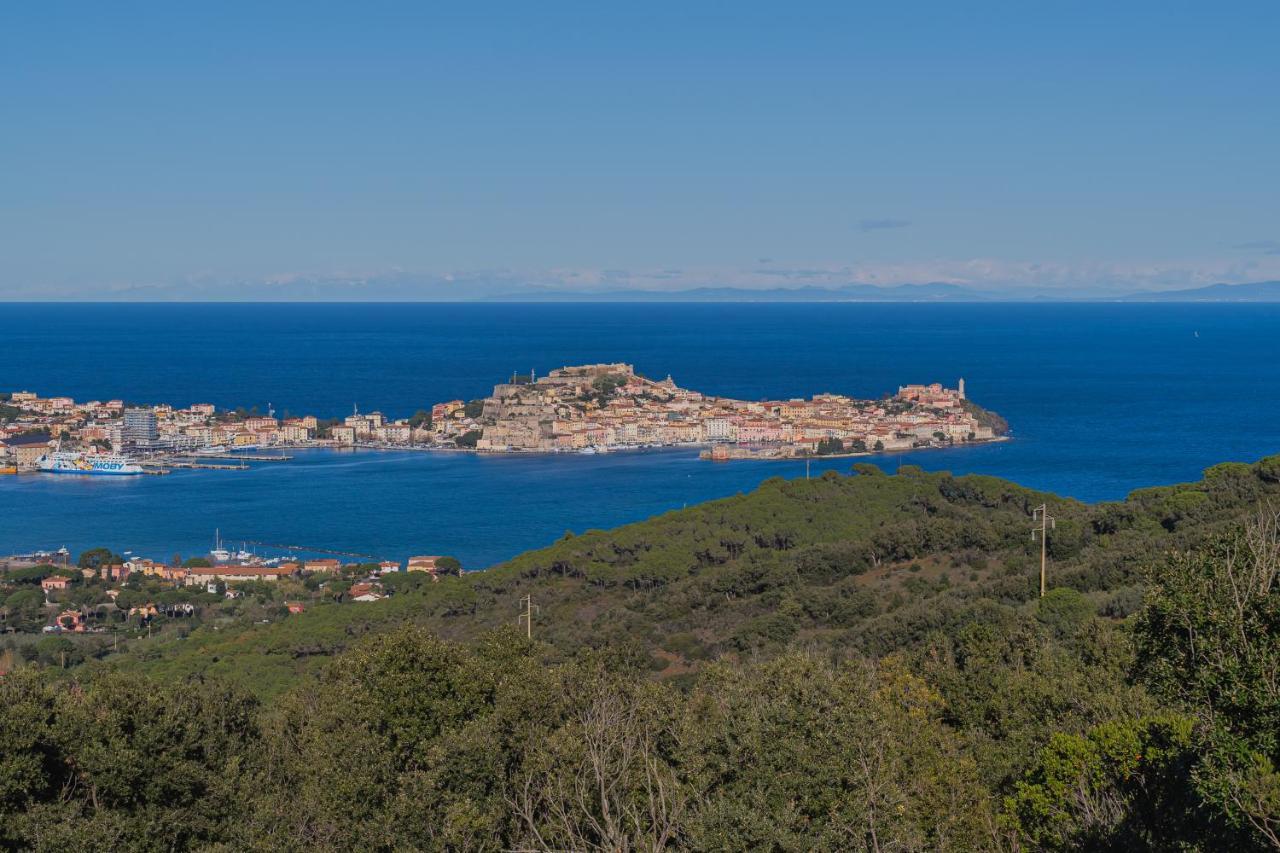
[77,548,120,571]
[1134,512,1280,847]
[35,636,78,669]
[1035,587,1095,639]
[590,373,629,400]
[0,588,45,632]
[455,430,482,448]
[435,556,462,576]
[6,565,55,585]
[681,654,992,850]
[1004,714,1210,850]
[816,437,844,456]
[512,672,686,851]
[183,557,212,568]
[0,669,59,848]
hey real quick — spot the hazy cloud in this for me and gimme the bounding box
[1233,240,1280,255]
[8,255,1280,302]
[858,218,912,232]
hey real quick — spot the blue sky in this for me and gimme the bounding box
[2,1,1278,299]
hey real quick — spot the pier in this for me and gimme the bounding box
[177,453,292,462]
[164,460,249,471]
[233,539,377,559]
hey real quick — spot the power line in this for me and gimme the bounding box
[1031,503,1056,597]
[517,594,539,639]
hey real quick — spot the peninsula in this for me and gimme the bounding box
[2,365,1006,472]
[432,363,1007,458]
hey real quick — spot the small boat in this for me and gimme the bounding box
[210,529,231,562]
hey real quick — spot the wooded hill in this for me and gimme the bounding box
[2,455,1278,850]
[98,457,1276,696]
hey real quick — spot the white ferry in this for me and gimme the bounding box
[36,450,144,476]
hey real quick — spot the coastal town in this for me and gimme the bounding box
[1,363,1005,474]
[0,546,463,640]
[465,363,1003,458]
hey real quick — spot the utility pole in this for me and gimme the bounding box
[517,594,538,639]
[1031,504,1056,597]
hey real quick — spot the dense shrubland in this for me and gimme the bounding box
[4,456,1280,849]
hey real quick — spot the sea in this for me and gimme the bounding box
[2,302,1277,567]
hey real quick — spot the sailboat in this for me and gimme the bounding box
[210,529,231,562]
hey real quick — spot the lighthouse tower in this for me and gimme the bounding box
[958,378,966,400]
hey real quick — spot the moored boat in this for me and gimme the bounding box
[35,450,144,476]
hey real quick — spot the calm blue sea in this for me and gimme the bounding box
[1,302,1277,567]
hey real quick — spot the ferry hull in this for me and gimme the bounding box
[39,466,144,476]
[35,452,145,476]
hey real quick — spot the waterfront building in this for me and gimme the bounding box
[184,564,301,585]
[407,556,441,573]
[100,564,131,582]
[378,423,410,443]
[344,414,375,437]
[0,434,54,470]
[431,401,464,423]
[123,407,158,448]
[702,417,735,442]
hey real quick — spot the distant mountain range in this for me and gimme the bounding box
[17,276,1280,303]
[491,280,1280,303]
[1114,280,1280,302]
[490,282,999,302]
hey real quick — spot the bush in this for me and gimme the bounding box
[1036,587,1095,638]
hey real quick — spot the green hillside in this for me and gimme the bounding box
[85,456,1277,697]
[4,456,1279,850]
